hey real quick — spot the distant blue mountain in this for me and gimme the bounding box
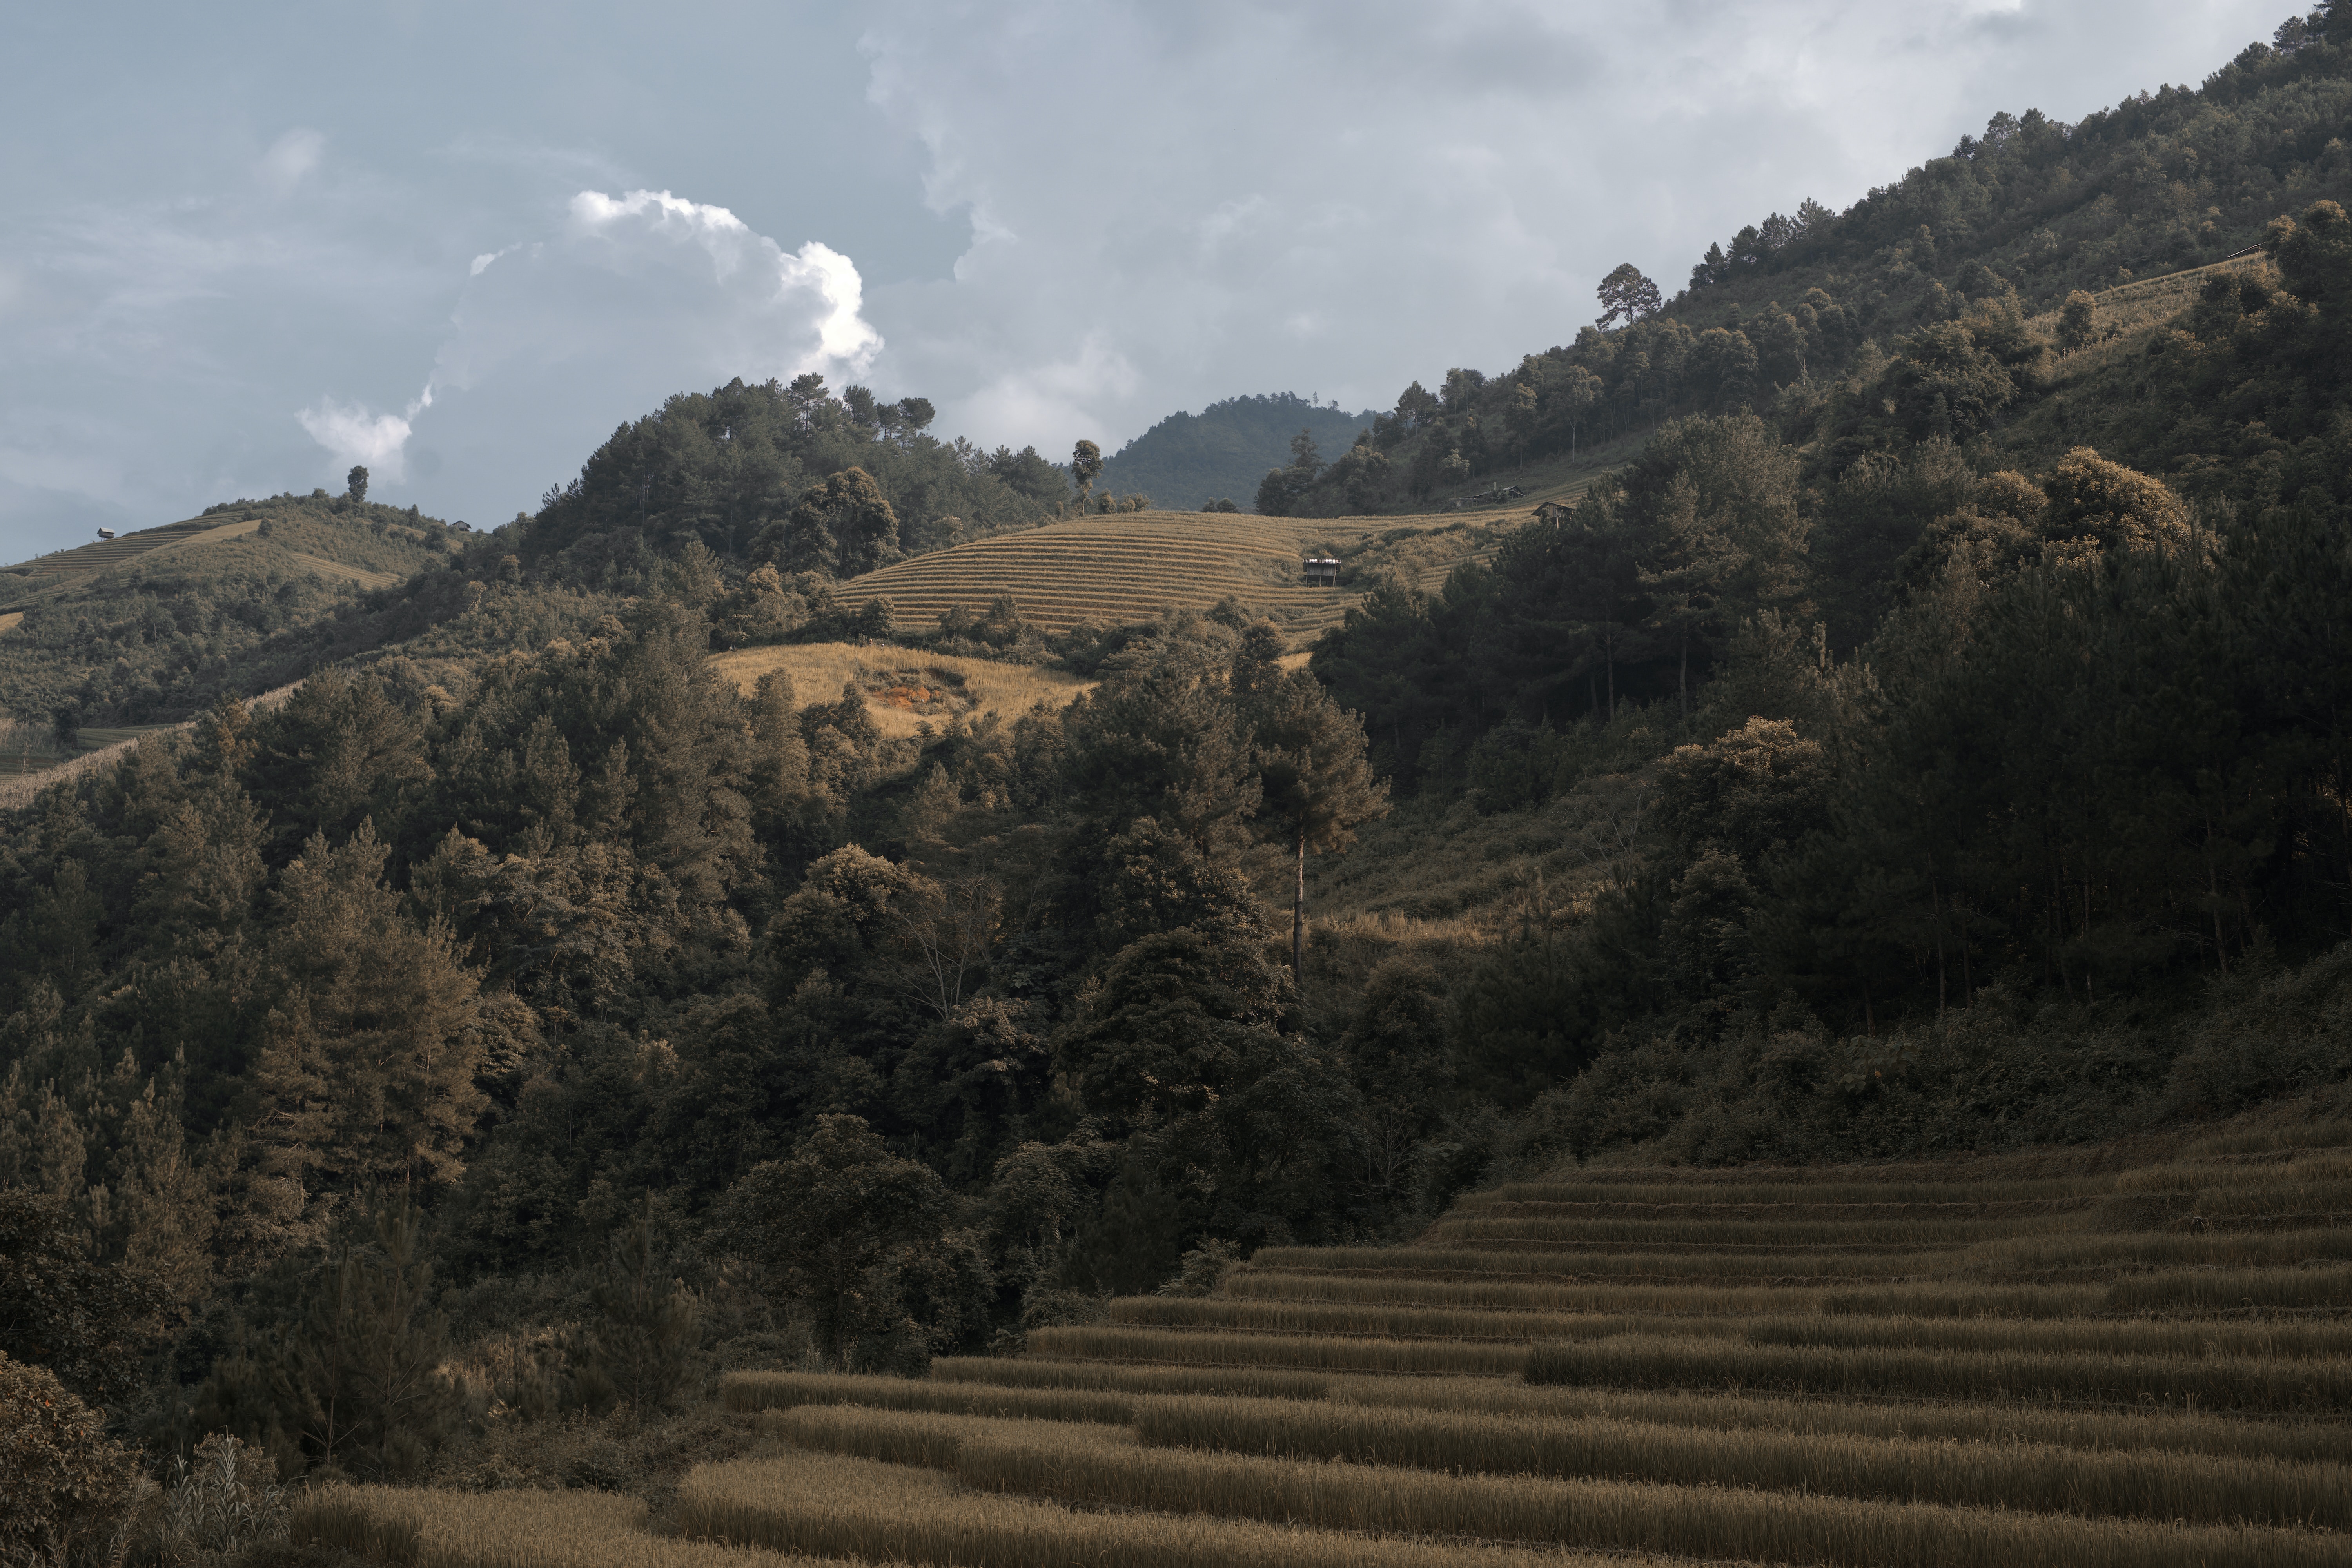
[1098,392,1379,511]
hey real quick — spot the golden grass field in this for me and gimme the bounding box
[304,1111,2352,1568]
[827,476,1617,643]
[707,642,1095,738]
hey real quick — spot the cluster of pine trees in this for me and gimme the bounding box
[0,552,1407,1478]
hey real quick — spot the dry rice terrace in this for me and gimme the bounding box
[709,643,1094,739]
[304,1112,2352,1568]
[0,515,261,610]
[833,474,1614,642]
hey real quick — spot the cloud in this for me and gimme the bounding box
[385,188,881,519]
[296,392,426,480]
[259,128,324,196]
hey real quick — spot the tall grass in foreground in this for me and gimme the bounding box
[1249,1245,1959,1279]
[1118,1296,2352,1352]
[1425,1214,2053,1246]
[1524,1334,2352,1410]
[1254,1227,2352,1283]
[770,1361,2352,1466]
[2109,1263,2352,1312]
[1965,1227,2352,1272]
[754,1405,1123,1469]
[1108,1295,1653,1341]
[955,1432,2350,1568]
[289,1486,816,1568]
[721,1370,1131,1423]
[1232,1269,2118,1320]
[1129,1393,2352,1529]
[677,1447,1670,1568]
[1319,1374,2352,1464]
[1738,1310,2352,1359]
[1469,1177,2114,1205]
[928,1357,1332,1399]
[1024,1324,1526,1375]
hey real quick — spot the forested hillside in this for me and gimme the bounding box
[0,493,461,728]
[1096,393,1378,510]
[1265,10,2352,515]
[4,7,2352,1508]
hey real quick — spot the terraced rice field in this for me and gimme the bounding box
[0,515,257,608]
[831,503,1572,639]
[305,1124,2352,1567]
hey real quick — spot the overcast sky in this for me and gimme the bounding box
[0,0,2290,558]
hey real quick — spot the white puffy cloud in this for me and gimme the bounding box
[297,396,422,480]
[381,187,882,517]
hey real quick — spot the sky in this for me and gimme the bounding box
[0,0,2293,559]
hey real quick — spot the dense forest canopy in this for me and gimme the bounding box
[5,7,2352,1499]
[1096,394,1379,511]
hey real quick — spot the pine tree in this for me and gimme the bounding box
[269,1201,456,1478]
[1250,673,1388,980]
[572,1196,700,1413]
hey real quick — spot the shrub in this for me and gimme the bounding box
[0,1350,149,1568]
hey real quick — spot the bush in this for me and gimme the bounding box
[0,1350,149,1568]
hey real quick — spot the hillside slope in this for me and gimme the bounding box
[829,485,1623,642]
[1270,24,2352,517]
[0,492,461,725]
[1097,393,1380,510]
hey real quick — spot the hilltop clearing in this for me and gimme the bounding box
[832,466,1616,642]
[711,642,1094,741]
[0,491,460,728]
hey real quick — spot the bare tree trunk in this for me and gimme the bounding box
[1678,627,1690,720]
[1292,829,1307,981]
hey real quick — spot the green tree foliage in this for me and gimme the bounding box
[524,374,1054,581]
[0,1191,168,1408]
[1252,429,1326,516]
[1246,670,1389,976]
[571,1198,700,1414]
[1596,263,1663,326]
[719,1115,982,1368]
[196,1201,457,1480]
[0,1351,146,1568]
[246,821,485,1196]
[1097,394,1375,510]
[755,466,902,578]
[1069,440,1103,511]
[345,466,368,503]
[1054,924,1291,1131]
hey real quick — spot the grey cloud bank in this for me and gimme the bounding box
[0,0,2289,558]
